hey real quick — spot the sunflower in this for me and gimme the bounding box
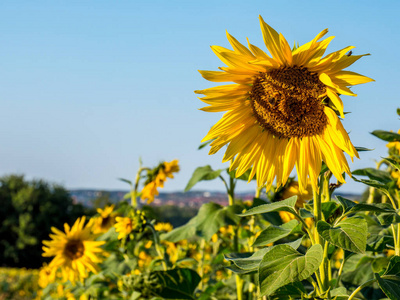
[92,205,117,234]
[42,217,106,283]
[141,181,159,203]
[196,16,373,192]
[154,222,173,232]
[141,159,180,203]
[38,263,56,288]
[114,217,134,239]
[114,211,146,240]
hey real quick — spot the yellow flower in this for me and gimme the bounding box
[92,205,117,234]
[42,217,106,283]
[391,169,400,188]
[196,16,373,193]
[38,263,56,288]
[282,181,313,207]
[114,217,134,240]
[141,181,159,203]
[138,251,152,268]
[154,222,173,232]
[141,160,180,203]
[279,211,296,223]
[387,130,400,152]
[333,248,344,269]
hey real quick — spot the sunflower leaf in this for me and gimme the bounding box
[371,130,400,142]
[184,165,224,192]
[259,244,323,297]
[375,273,400,300]
[252,220,300,247]
[355,146,374,152]
[382,157,400,171]
[238,196,298,217]
[151,268,201,299]
[316,217,368,253]
[352,168,392,184]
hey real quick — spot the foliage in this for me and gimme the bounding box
[0,175,88,268]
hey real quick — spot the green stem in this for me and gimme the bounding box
[334,252,346,289]
[147,224,168,270]
[313,188,321,245]
[347,278,377,300]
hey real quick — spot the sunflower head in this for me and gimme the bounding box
[154,222,173,232]
[93,205,117,234]
[196,16,373,192]
[141,160,180,203]
[42,216,106,283]
[114,210,146,240]
[38,263,57,288]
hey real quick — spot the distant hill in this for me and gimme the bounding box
[69,189,361,208]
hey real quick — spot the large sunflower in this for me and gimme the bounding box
[196,16,373,192]
[42,217,106,283]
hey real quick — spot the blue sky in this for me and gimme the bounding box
[0,0,399,194]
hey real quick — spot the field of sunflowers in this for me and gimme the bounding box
[2,16,400,300]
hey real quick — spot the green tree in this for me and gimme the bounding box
[0,174,88,268]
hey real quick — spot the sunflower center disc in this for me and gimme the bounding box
[250,66,327,138]
[64,239,85,260]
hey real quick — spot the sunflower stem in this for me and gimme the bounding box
[147,224,168,270]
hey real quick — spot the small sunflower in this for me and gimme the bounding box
[154,222,173,232]
[42,217,106,283]
[92,205,117,234]
[38,263,56,289]
[196,16,373,192]
[114,211,146,240]
[141,160,180,203]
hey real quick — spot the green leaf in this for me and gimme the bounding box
[152,268,201,299]
[161,202,241,242]
[371,130,400,142]
[226,247,272,273]
[161,218,197,243]
[355,146,373,152]
[336,196,357,212]
[321,201,341,220]
[270,282,306,299]
[330,287,349,300]
[198,140,213,150]
[383,157,400,171]
[317,217,368,253]
[258,244,323,297]
[226,238,303,274]
[228,168,255,181]
[239,196,298,217]
[384,256,400,276]
[118,177,132,185]
[377,212,400,226]
[184,166,224,192]
[195,202,241,240]
[347,203,393,214]
[352,177,389,195]
[352,168,392,183]
[397,108,400,116]
[375,273,400,300]
[253,220,300,247]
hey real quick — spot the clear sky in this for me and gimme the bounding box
[1,0,399,194]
